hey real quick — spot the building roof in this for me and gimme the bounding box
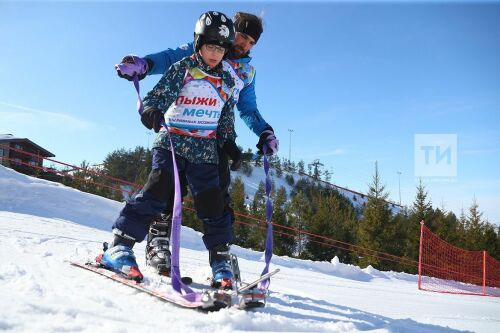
[0,134,55,157]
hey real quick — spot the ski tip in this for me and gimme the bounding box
[211,277,233,290]
[128,267,144,282]
[95,254,103,263]
[220,278,232,290]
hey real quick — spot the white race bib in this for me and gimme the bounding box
[164,78,225,138]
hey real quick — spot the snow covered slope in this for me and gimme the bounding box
[0,165,498,333]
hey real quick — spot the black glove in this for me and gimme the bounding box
[256,126,279,155]
[223,140,243,171]
[141,107,163,133]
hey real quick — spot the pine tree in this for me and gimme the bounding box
[298,160,305,174]
[229,177,252,248]
[433,209,460,244]
[103,146,151,184]
[405,178,432,262]
[456,207,468,247]
[310,159,323,180]
[356,161,393,268]
[287,191,311,257]
[275,158,283,178]
[323,169,332,183]
[464,198,485,251]
[272,187,295,256]
[386,211,409,271]
[248,181,266,250]
[482,222,498,257]
[67,161,114,199]
[305,192,357,263]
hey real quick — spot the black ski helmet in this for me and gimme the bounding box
[194,11,235,52]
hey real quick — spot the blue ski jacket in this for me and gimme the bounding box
[145,43,270,137]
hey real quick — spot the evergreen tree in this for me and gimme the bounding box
[405,179,432,262]
[310,159,323,180]
[433,209,460,245]
[285,173,295,186]
[275,158,283,178]
[282,159,289,173]
[482,222,498,257]
[64,161,114,199]
[241,159,253,177]
[323,169,332,183]
[229,177,252,248]
[248,181,266,250]
[288,191,312,257]
[103,146,151,184]
[298,160,305,174]
[272,187,295,256]
[456,207,468,247]
[386,211,409,271]
[305,192,357,263]
[464,198,485,251]
[356,161,393,269]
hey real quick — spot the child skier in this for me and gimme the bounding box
[98,11,237,287]
[115,12,279,285]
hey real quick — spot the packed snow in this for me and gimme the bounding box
[0,165,498,332]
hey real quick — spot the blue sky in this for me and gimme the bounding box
[1,1,499,225]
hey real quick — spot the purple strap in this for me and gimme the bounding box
[165,124,202,301]
[132,76,200,302]
[133,77,144,115]
[258,146,274,290]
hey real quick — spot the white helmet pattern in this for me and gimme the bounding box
[219,25,229,38]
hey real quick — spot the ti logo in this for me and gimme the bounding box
[414,134,457,177]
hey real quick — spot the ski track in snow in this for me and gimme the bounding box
[1,165,499,332]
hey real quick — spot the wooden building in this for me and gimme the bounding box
[0,134,55,175]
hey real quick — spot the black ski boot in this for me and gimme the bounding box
[146,214,172,276]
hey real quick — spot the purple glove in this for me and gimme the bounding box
[256,127,279,156]
[115,55,149,81]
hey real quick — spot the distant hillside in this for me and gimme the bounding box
[231,162,403,215]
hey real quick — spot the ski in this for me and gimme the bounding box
[70,261,228,312]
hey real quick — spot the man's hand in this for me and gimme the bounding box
[115,55,149,81]
[256,126,279,155]
[223,140,243,171]
[141,107,164,133]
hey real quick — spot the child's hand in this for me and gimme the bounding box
[223,140,243,171]
[141,107,164,133]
